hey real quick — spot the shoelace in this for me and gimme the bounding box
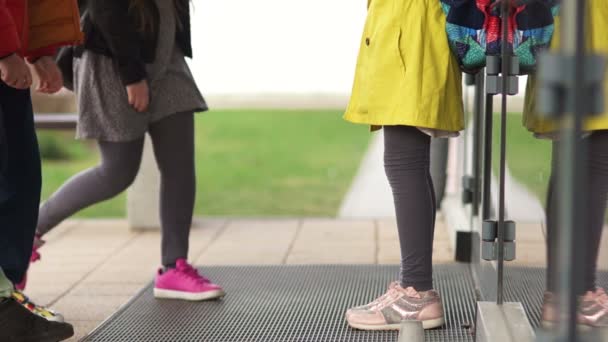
[11,291,54,316]
[370,287,403,311]
[365,282,398,306]
[596,288,608,308]
[404,287,424,299]
[12,291,29,306]
[177,263,210,284]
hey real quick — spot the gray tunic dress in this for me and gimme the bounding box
[73,0,207,142]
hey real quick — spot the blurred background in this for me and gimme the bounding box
[33,1,548,222]
[33,0,371,218]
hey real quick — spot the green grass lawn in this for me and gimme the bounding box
[492,113,552,202]
[40,110,370,218]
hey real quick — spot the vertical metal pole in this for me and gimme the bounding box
[555,0,587,340]
[482,92,493,221]
[496,0,511,306]
[472,74,484,217]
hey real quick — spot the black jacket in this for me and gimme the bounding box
[76,0,192,85]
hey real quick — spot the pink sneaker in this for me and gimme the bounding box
[579,288,608,327]
[15,234,45,291]
[541,292,586,327]
[154,259,225,301]
[346,283,444,330]
[542,289,608,328]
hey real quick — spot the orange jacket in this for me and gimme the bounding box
[0,0,83,61]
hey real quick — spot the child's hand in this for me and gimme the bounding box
[0,54,33,90]
[126,80,150,112]
[31,56,63,94]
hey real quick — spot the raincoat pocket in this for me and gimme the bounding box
[360,24,406,115]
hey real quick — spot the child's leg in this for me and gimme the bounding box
[546,131,608,293]
[584,131,608,291]
[384,126,435,291]
[148,112,195,268]
[0,83,41,285]
[37,138,145,235]
[345,126,442,330]
[149,112,225,301]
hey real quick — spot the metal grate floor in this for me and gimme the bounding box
[82,264,476,342]
[504,267,608,329]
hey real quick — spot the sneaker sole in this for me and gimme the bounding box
[153,288,226,301]
[347,317,445,331]
[41,315,64,323]
[19,310,64,323]
[35,311,64,323]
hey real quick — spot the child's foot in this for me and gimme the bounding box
[0,296,73,342]
[345,283,444,330]
[542,288,608,328]
[541,291,583,327]
[11,290,65,322]
[580,288,608,327]
[15,234,45,291]
[154,259,225,301]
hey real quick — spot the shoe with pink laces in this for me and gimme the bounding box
[154,259,225,301]
[15,234,45,291]
[346,282,444,330]
[345,282,401,320]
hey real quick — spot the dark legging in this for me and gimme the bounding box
[0,84,41,284]
[546,130,608,293]
[384,126,436,291]
[37,112,196,267]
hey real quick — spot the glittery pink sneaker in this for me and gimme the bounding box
[15,234,45,291]
[542,289,608,328]
[154,259,225,301]
[346,283,444,330]
[579,288,608,327]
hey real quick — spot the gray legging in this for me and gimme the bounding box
[546,130,608,293]
[37,112,195,267]
[384,126,436,291]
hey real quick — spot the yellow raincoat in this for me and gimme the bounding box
[344,0,464,132]
[523,1,608,134]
